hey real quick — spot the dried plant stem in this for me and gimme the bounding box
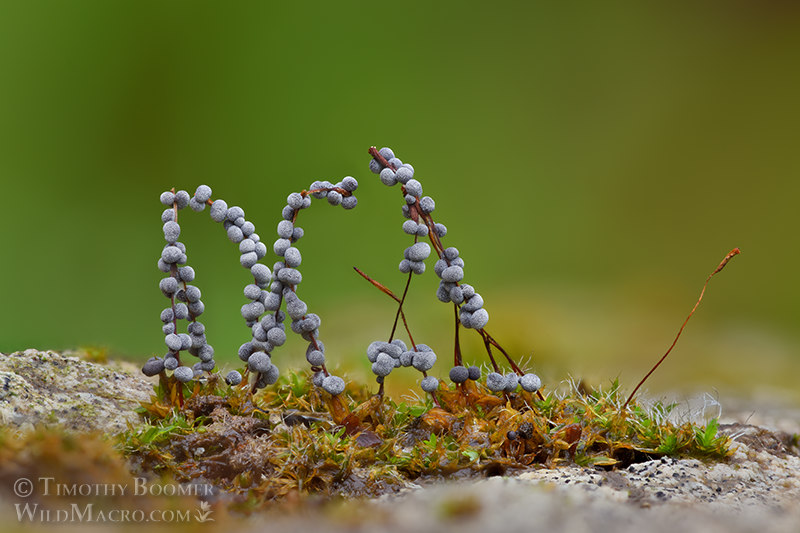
[177,380,184,408]
[354,266,442,403]
[390,272,414,342]
[480,334,501,373]
[353,267,417,349]
[453,304,463,367]
[622,248,741,411]
[368,146,391,169]
[480,329,524,375]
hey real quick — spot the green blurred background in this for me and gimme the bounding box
[1,2,797,401]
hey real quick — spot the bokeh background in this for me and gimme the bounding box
[1,2,797,402]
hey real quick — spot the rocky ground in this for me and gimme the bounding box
[0,349,152,433]
[1,349,799,533]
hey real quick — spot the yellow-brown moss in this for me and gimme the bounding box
[119,369,732,509]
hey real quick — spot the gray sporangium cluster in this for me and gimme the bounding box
[259,177,358,396]
[366,339,440,393]
[142,186,218,384]
[367,147,542,397]
[143,146,541,402]
[143,177,359,398]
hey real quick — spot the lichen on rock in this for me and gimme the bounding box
[0,349,152,433]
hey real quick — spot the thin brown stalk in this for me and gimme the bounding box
[622,248,741,410]
[353,267,417,349]
[481,329,524,375]
[453,304,463,367]
[368,146,395,171]
[480,334,501,373]
[390,272,414,342]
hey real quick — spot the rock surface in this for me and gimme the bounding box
[0,349,152,433]
[250,427,800,533]
[1,349,799,532]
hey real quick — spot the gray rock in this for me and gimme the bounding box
[0,349,153,434]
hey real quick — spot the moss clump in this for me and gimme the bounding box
[119,368,731,508]
[0,425,197,518]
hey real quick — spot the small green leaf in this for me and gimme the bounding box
[462,449,479,462]
[424,433,438,449]
[656,434,679,455]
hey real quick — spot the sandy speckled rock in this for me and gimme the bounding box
[0,349,153,433]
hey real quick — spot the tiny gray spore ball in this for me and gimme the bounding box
[210,199,228,222]
[226,206,245,221]
[470,308,489,329]
[519,373,542,392]
[173,366,194,383]
[322,375,345,395]
[165,333,182,351]
[184,285,201,302]
[284,247,301,267]
[241,301,265,321]
[178,266,195,282]
[420,376,439,393]
[174,303,189,320]
[240,251,258,268]
[342,196,358,209]
[194,184,212,202]
[504,373,519,392]
[419,196,435,213]
[224,370,243,386]
[449,366,470,384]
[341,176,358,191]
[160,191,176,206]
[142,357,164,376]
[228,225,244,243]
[160,308,174,323]
[159,277,178,296]
[327,191,343,206]
[251,263,271,286]
[486,372,506,392]
[306,350,325,366]
[161,246,182,264]
[404,179,422,198]
[248,351,272,373]
[380,168,397,186]
[163,221,180,243]
[174,190,190,209]
[277,220,294,239]
[412,351,436,372]
[395,166,413,184]
[441,265,464,283]
[405,242,431,262]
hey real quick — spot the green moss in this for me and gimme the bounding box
[118,367,732,507]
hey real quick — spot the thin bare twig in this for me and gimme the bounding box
[390,272,413,342]
[622,248,741,410]
[353,267,417,349]
[453,304,463,367]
